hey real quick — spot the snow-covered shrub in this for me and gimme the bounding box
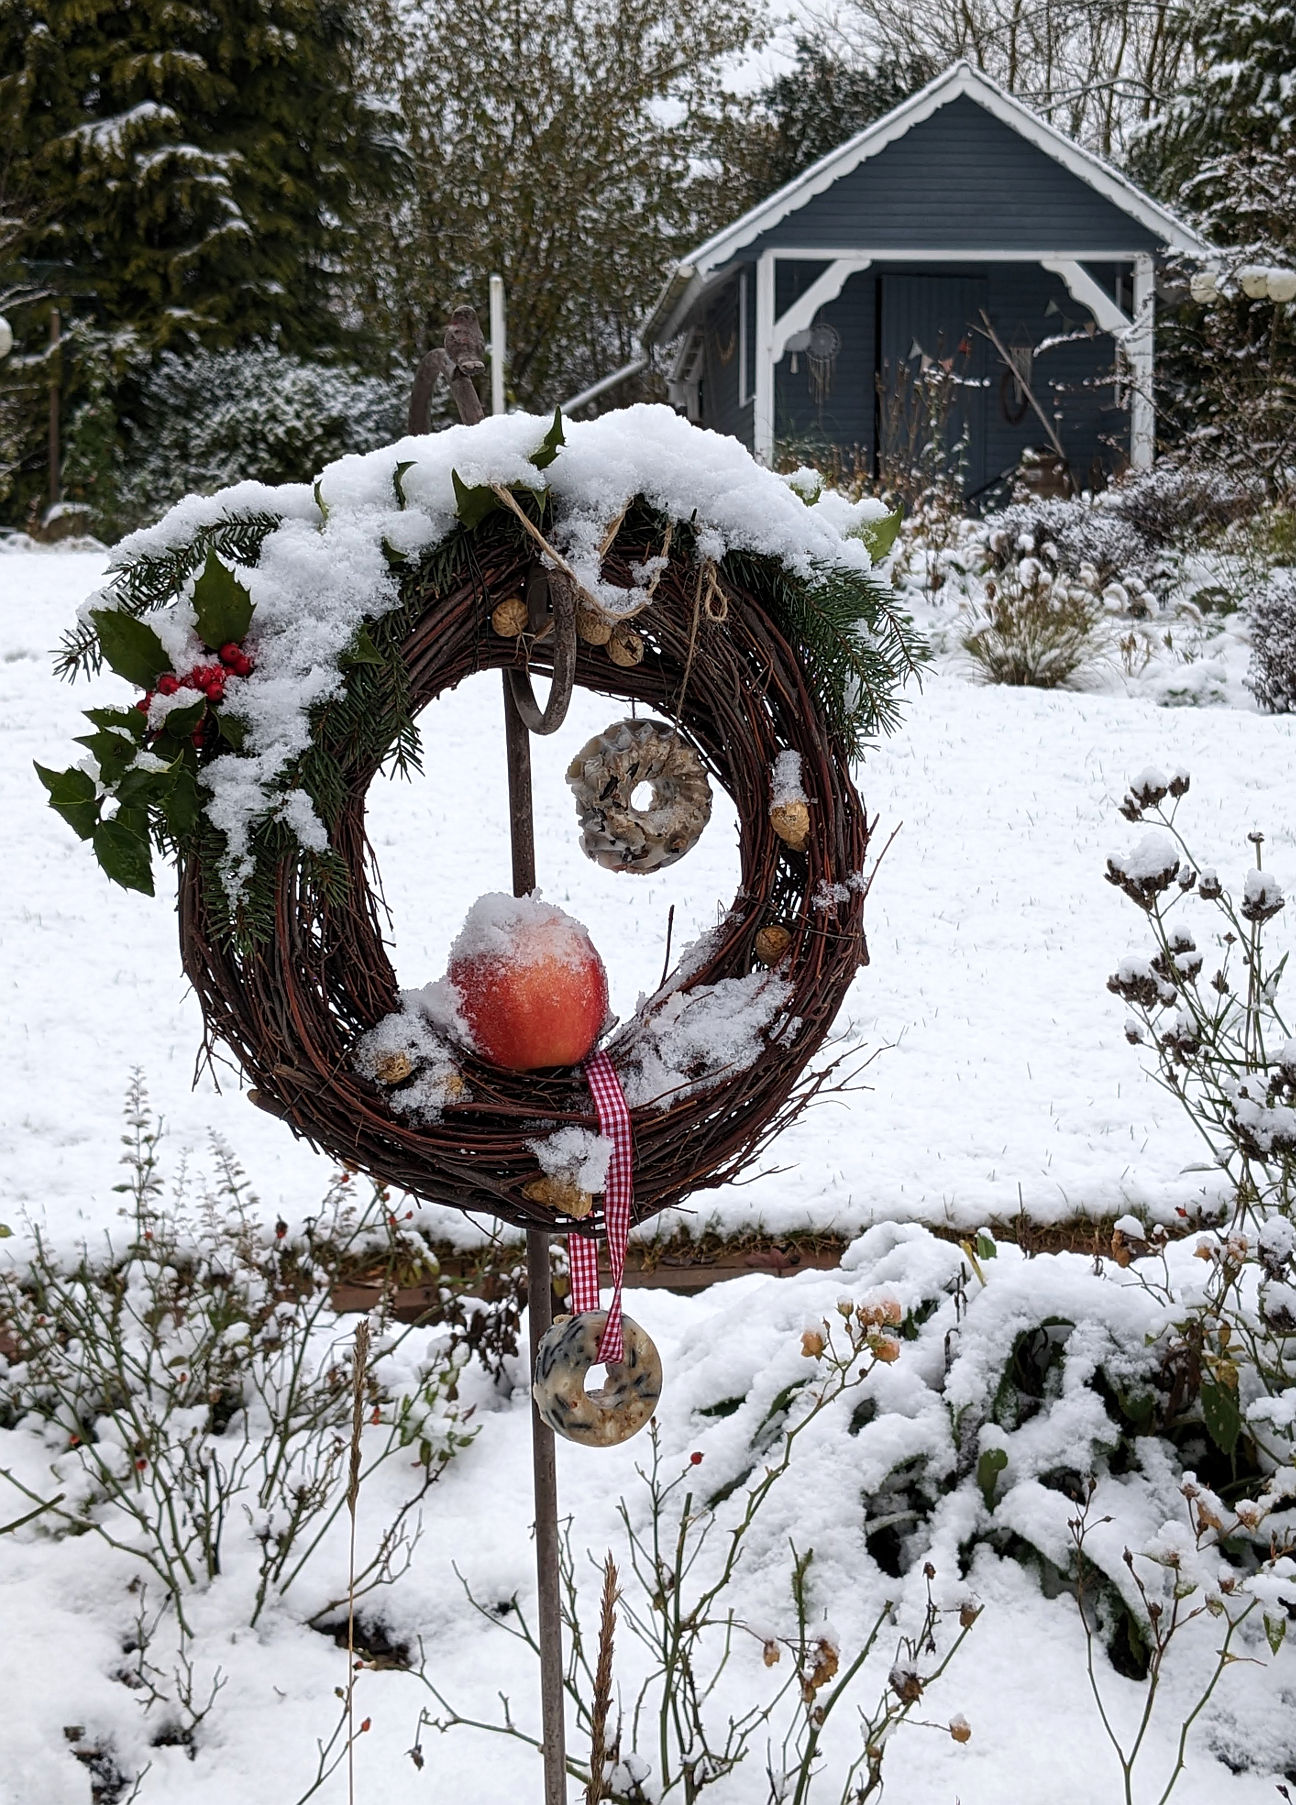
[1246,568,1296,712]
[115,347,408,532]
[959,554,1108,686]
[0,1079,475,1633]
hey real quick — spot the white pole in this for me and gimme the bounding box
[754,250,776,465]
[1129,254,1155,470]
[489,274,506,417]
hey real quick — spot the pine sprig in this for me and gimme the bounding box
[55,512,282,681]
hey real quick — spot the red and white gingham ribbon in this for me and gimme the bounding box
[568,1048,633,1365]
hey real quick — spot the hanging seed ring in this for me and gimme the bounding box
[532,1311,663,1446]
[567,717,713,872]
[179,501,870,1235]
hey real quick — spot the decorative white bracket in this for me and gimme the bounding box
[1041,255,1154,468]
[754,252,872,464]
[1040,258,1131,335]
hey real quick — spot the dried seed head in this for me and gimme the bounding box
[491,596,530,638]
[959,1601,981,1630]
[889,1664,923,1705]
[949,1716,972,1744]
[800,1329,826,1360]
[522,1174,595,1219]
[762,1640,781,1667]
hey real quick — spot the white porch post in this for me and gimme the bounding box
[1129,253,1155,469]
[754,250,776,465]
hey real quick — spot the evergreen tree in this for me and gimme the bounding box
[1,0,401,356]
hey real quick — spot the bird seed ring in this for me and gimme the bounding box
[532,1310,663,1446]
[566,717,712,872]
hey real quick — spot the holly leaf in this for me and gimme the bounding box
[93,815,154,894]
[381,536,409,570]
[34,762,101,841]
[113,766,169,809]
[1200,1374,1241,1455]
[90,608,171,690]
[341,624,384,668]
[74,728,139,785]
[393,460,416,508]
[161,769,201,836]
[156,697,207,742]
[84,705,148,740]
[192,549,253,651]
[529,406,565,471]
[215,711,247,751]
[853,507,903,564]
[976,1446,1008,1508]
[452,470,500,528]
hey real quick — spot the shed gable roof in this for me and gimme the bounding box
[645,61,1207,340]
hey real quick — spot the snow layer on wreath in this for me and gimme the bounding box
[618,966,797,1110]
[527,1125,613,1193]
[85,408,884,891]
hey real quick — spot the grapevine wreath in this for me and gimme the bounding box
[44,406,920,1248]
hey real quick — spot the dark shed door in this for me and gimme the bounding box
[878,275,989,495]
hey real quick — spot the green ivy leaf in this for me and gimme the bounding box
[853,507,903,564]
[84,705,148,740]
[452,470,500,529]
[191,549,253,651]
[528,406,565,471]
[393,460,416,508]
[34,762,101,841]
[1200,1374,1241,1455]
[93,815,154,894]
[340,624,385,668]
[976,1446,1008,1508]
[90,608,171,690]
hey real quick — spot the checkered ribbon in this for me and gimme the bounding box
[568,1048,633,1366]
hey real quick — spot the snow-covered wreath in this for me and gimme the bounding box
[43,406,920,1233]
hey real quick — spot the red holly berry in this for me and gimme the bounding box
[156,672,179,696]
[219,642,242,665]
[135,692,154,714]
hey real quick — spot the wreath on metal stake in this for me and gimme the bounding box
[42,403,919,1254]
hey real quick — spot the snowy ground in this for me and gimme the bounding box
[1,544,1294,1805]
[3,546,1293,1247]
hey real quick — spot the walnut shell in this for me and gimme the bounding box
[755,925,793,966]
[606,623,644,667]
[770,799,811,850]
[491,596,529,637]
[374,1050,414,1085]
[576,606,614,646]
[523,1174,595,1219]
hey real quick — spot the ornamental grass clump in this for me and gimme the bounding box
[960,554,1107,687]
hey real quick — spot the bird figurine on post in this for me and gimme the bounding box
[409,303,487,431]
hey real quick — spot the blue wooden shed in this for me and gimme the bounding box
[635,62,1208,496]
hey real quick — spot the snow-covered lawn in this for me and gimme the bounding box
[1,544,1293,1803]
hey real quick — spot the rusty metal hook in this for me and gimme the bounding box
[507,569,578,736]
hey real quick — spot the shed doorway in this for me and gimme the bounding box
[877,274,990,495]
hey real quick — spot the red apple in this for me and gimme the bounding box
[447,893,608,1072]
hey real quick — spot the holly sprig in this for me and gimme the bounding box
[35,552,256,896]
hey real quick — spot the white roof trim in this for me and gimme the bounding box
[645,61,1207,338]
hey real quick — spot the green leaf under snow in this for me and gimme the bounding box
[393,460,416,507]
[853,507,903,564]
[1200,1374,1241,1455]
[74,728,139,785]
[529,406,565,471]
[191,548,253,651]
[34,762,101,841]
[975,1231,998,1262]
[90,608,172,690]
[0,1224,10,1238]
[314,479,329,523]
[451,469,500,529]
[1265,1613,1287,1655]
[215,711,248,751]
[156,697,207,742]
[341,624,385,668]
[977,1446,1008,1508]
[161,770,201,836]
[84,705,148,740]
[93,815,155,894]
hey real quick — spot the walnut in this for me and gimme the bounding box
[771,799,810,850]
